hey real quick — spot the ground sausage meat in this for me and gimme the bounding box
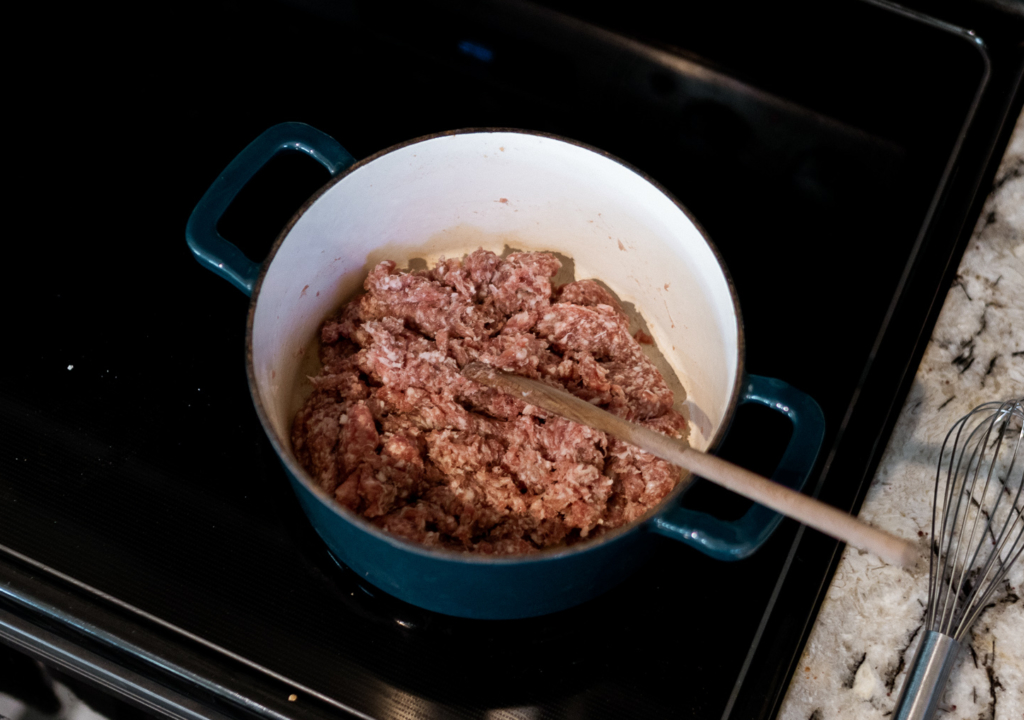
[292,249,687,554]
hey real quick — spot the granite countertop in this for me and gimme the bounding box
[779,110,1024,719]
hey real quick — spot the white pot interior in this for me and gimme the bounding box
[251,131,740,462]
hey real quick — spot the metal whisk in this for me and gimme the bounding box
[893,398,1024,720]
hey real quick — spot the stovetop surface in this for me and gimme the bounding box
[4,0,1022,718]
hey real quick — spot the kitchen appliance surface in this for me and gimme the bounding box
[3,0,1022,718]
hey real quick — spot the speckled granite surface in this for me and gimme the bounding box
[778,110,1024,719]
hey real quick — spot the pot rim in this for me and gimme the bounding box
[244,127,746,565]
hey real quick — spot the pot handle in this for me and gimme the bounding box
[185,122,356,296]
[651,374,825,560]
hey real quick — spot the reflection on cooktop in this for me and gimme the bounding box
[280,475,629,709]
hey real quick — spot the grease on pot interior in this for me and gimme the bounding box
[291,249,688,554]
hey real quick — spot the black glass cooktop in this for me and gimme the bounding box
[3,0,1022,718]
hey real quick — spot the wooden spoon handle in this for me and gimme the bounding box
[463,363,920,569]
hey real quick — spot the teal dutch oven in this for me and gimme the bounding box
[186,122,825,619]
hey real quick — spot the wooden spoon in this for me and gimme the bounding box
[463,362,921,570]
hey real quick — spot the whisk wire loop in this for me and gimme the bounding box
[930,399,1024,640]
[936,414,979,633]
[944,409,1004,634]
[953,408,1024,638]
[928,402,994,632]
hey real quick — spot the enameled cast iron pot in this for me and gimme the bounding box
[186,122,824,619]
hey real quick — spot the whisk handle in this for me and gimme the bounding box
[892,630,961,720]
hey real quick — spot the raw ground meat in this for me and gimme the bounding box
[292,249,688,554]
